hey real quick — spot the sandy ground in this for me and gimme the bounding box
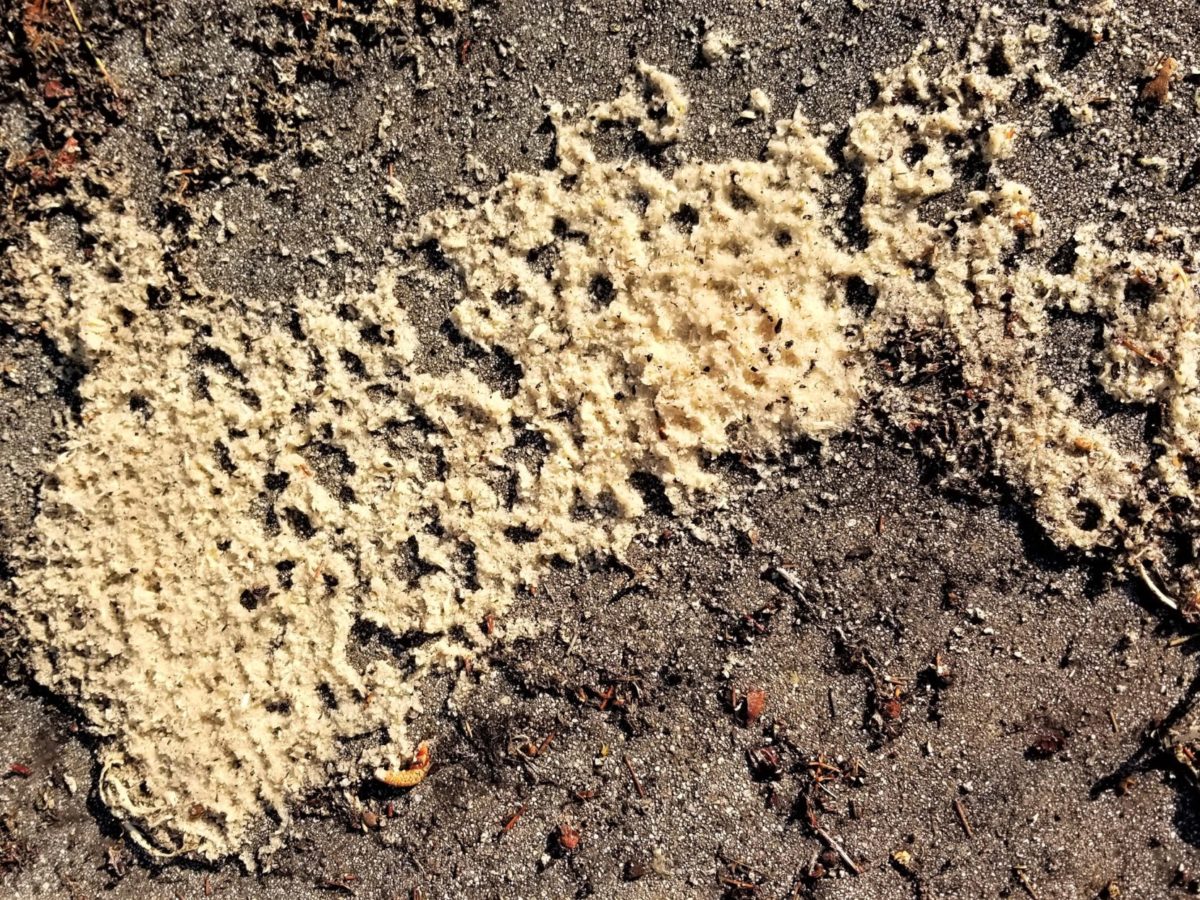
[3,0,1200,897]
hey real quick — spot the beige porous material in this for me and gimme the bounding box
[844,29,1200,584]
[6,15,1200,863]
[424,65,863,513]
[5,65,864,861]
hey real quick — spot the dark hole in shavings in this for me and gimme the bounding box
[494,287,524,306]
[671,203,700,233]
[308,345,327,382]
[504,524,541,544]
[840,171,870,250]
[417,239,451,271]
[526,242,560,279]
[350,618,437,663]
[400,535,442,584]
[1047,238,1078,276]
[316,683,339,710]
[775,230,792,247]
[552,216,589,243]
[492,346,524,399]
[213,440,237,474]
[589,274,615,307]
[903,142,929,166]
[196,344,247,382]
[360,322,388,345]
[336,303,360,322]
[498,467,520,509]
[287,309,307,341]
[265,698,292,715]
[537,113,559,169]
[146,284,169,310]
[1123,278,1156,311]
[845,275,876,314]
[1118,499,1144,527]
[264,471,290,492]
[896,84,922,106]
[1075,499,1102,532]
[275,560,295,589]
[514,421,550,454]
[340,349,367,378]
[728,179,754,211]
[629,471,674,517]
[985,42,1011,77]
[459,540,480,591]
[240,585,270,611]
[128,393,153,419]
[239,388,262,411]
[1166,530,1197,569]
[282,506,317,539]
[910,262,936,282]
[440,318,489,361]
[1050,102,1075,136]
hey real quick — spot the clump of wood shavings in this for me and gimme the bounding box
[5,65,859,862]
[846,22,1200,605]
[6,16,1200,863]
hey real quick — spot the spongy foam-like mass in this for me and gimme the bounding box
[5,15,1200,861]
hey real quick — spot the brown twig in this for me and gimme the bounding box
[952,798,974,838]
[63,0,121,96]
[501,803,526,833]
[813,826,862,876]
[598,685,616,711]
[1014,865,1041,899]
[623,754,646,799]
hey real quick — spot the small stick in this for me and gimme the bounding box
[534,732,556,756]
[805,847,820,875]
[623,754,646,799]
[63,0,121,96]
[718,876,758,890]
[953,798,974,838]
[1108,709,1119,733]
[501,803,526,832]
[1136,561,1179,611]
[1014,865,1041,899]
[598,685,616,711]
[813,826,862,876]
[764,565,809,606]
